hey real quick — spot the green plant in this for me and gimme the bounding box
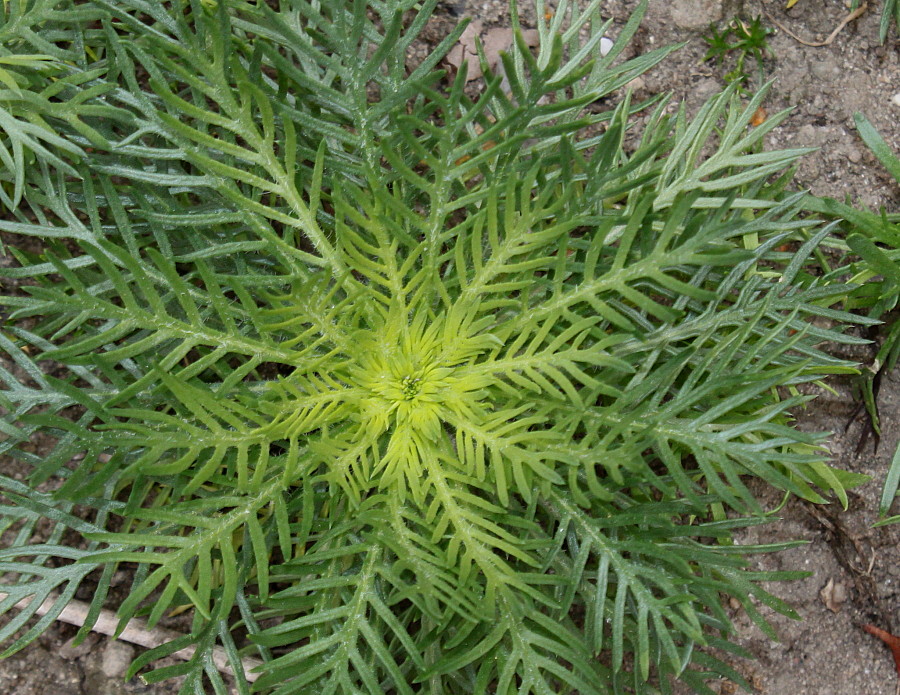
[808,114,900,525]
[702,16,772,93]
[0,1,871,693]
[882,0,900,41]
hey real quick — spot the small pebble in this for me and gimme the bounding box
[810,57,840,81]
[892,92,900,108]
[59,633,97,660]
[600,37,613,57]
[669,0,724,30]
[101,640,135,679]
[626,76,646,92]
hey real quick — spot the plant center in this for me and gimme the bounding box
[399,375,423,400]
[343,313,498,447]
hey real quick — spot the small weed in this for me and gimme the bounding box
[0,1,880,692]
[703,16,773,93]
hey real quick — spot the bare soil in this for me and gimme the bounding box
[0,1,898,693]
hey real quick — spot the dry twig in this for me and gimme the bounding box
[7,594,262,682]
[863,623,900,678]
[762,2,868,47]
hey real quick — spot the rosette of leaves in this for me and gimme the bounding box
[0,0,870,693]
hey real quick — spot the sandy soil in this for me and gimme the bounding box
[0,1,898,693]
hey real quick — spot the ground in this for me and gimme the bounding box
[0,0,898,693]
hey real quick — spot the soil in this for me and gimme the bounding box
[0,1,898,694]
